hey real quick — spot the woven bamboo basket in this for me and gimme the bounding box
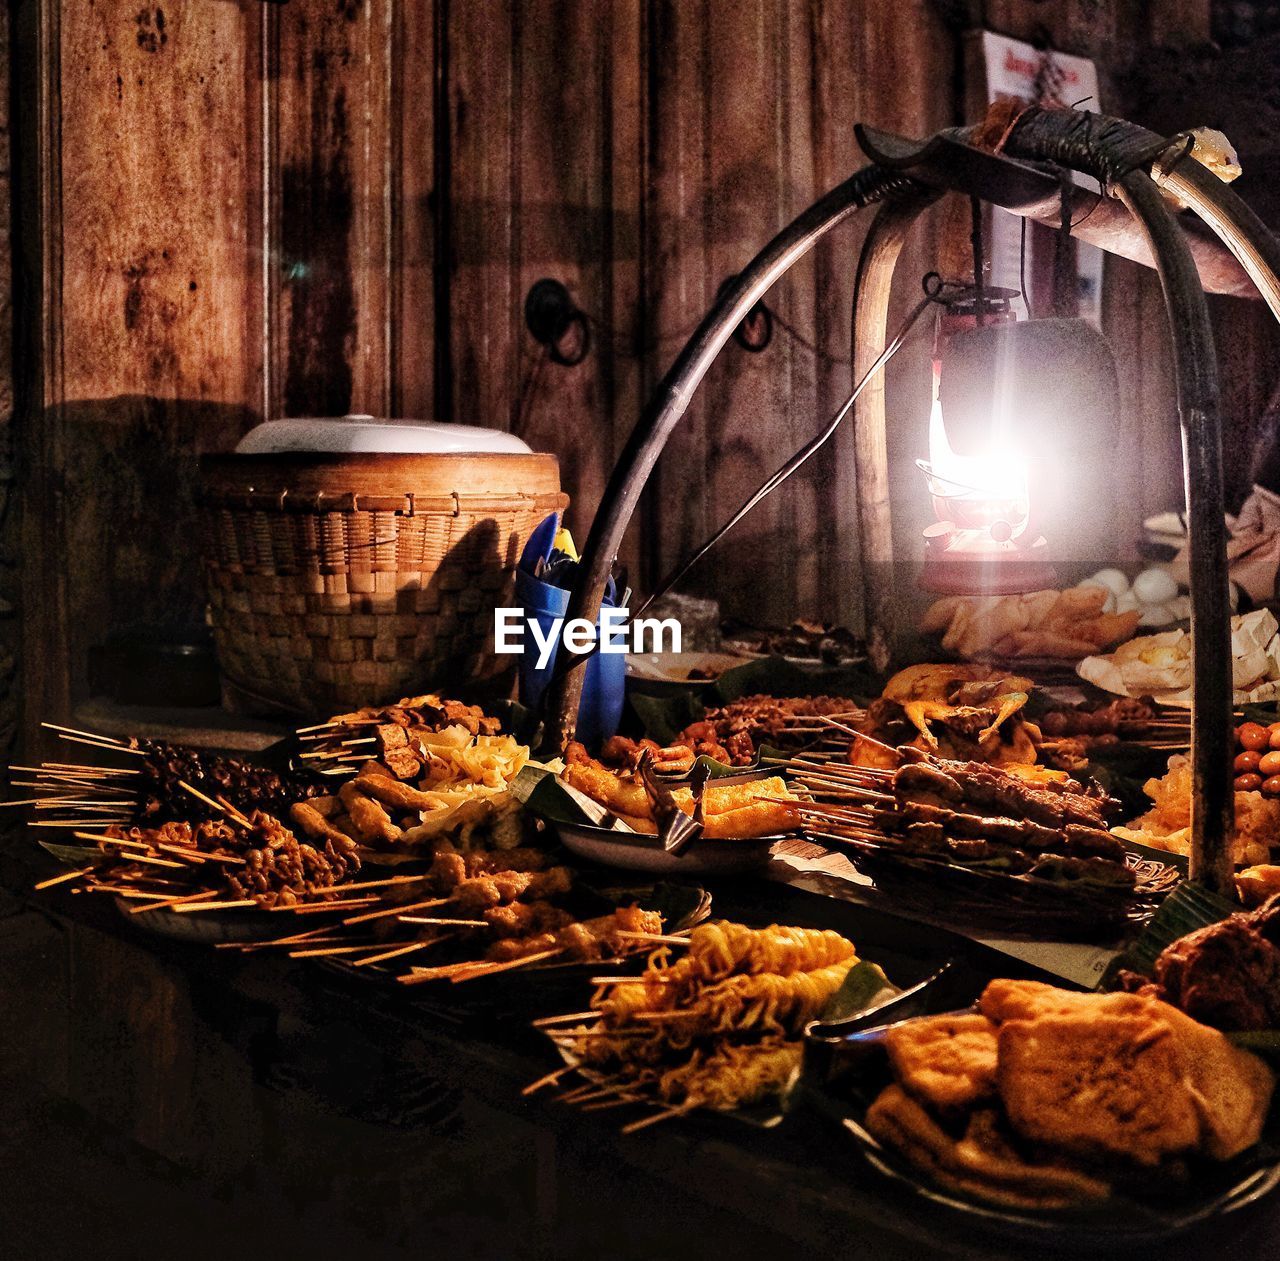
[198,452,567,716]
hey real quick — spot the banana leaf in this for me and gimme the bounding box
[1100,880,1239,987]
[39,841,109,867]
[819,959,898,1023]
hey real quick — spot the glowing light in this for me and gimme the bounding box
[918,370,1031,536]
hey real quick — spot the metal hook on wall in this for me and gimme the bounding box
[524,279,592,367]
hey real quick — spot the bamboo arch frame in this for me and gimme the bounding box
[547,108,1280,896]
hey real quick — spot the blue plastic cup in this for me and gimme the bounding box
[514,567,626,750]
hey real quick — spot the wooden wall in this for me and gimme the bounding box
[11,0,1276,749]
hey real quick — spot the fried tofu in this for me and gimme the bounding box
[885,1013,1000,1113]
[996,1012,1202,1168]
[866,1084,1112,1209]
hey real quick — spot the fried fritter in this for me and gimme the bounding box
[1157,1004,1275,1160]
[885,1013,1000,1114]
[996,1012,1202,1168]
[866,1084,1112,1209]
[978,978,1147,1025]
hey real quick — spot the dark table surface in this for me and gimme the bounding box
[4,824,1280,1261]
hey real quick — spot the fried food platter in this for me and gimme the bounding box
[798,981,1280,1243]
[526,886,1005,1135]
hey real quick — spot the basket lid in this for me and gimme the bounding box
[236,415,534,456]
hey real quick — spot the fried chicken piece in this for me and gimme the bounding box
[1145,914,1280,1032]
[885,1013,1000,1114]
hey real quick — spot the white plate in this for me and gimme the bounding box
[624,650,751,685]
[552,819,778,875]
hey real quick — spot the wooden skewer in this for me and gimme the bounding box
[398,915,488,927]
[30,819,136,828]
[34,866,93,890]
[449,948,564,983]
[343,896,450,926]
[288,944,371,958]
[353,936,453,967]
[337,873,432,892]
[620,1105,691,1135]
[56,734,147,756]
[130,888,219,913]
[38,765,137,778]
[522,1065,574,1096]
[581,1094,647,1113]
[43,721,123,745]
[398,961,481,985]
[281,896,382,914]
[531,1010,602,1028]
[29,800,121,813]
[238,923,351,948]
[557,1077,623,1104]
[71,829,149,846]
[172,899,261,913]
[613,932,692,947]
[118,852,189,870]
[215,794,256,828]
[294,719,345,733]
[177,781,253,827]
[589,974,666,986]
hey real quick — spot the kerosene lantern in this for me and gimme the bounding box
[918,291,1121,594]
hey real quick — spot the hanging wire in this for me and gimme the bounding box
[634,272,963,617]
[1019,215,1031,319]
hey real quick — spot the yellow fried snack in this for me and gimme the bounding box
[885,1012,1000,1114]
[562,765,799,838]
[978,979,1147,1025]
[672,775,792,816]
[562,762,652,819]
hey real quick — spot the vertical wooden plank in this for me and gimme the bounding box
[20,0,264,743]
[641,0,710,599]
[807,0,865,627]
[696,0,805,626]
[446,0,517,432]
[391,1,437,419]
[849,0,954,631]
[273,0,393,418]
[58,0,260,406]
[506,0,614,540]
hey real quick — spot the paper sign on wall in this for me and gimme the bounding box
[980,31,1104,328]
